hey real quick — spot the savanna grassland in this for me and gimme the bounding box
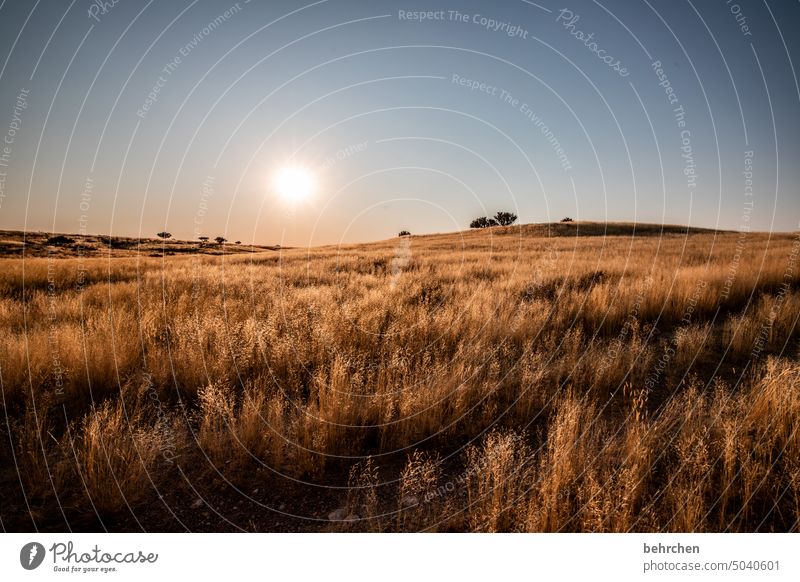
[1,222,799,532]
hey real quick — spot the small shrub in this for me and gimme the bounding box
[465,430,532,532]
[47,235,74,246]
[344,458,382,531]
[397,451,440,531]
[66,399,167,514]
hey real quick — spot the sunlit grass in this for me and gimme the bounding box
[1,223,798,531]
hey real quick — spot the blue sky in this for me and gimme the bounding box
[0,0,798,245]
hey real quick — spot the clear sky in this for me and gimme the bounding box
[0,0,798,246]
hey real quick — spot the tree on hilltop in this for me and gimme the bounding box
[493,211,517,227]
[470,216,493,229]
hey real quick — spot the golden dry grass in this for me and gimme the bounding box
[1,222,798,531]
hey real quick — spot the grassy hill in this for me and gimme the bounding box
[0,229,281,258]
[0,221,735,260]
[419,220,723,242]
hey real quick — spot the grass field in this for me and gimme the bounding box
[1,222,799,532]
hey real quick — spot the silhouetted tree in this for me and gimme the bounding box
[214,236,227,245]
[561,217,574,223]
[198,236,210,243]
[398,230,411,236]
[493,211,517,227]
[156,231,172,239]
[471,215,508,228]
[235,240,241,245]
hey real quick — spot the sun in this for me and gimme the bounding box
[274,166,314,202]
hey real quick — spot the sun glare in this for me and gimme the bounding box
[274,166,314,202]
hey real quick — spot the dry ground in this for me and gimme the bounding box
[1,222,799,532]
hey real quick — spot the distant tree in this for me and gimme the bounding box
[214,236,227,245]
[493,211,517,227]
[235,240,241,245]
[156,231,172,239]
[561,217,574,223]
[398,230,411,236]
[470,216,491,228]
[198,236,210,243]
